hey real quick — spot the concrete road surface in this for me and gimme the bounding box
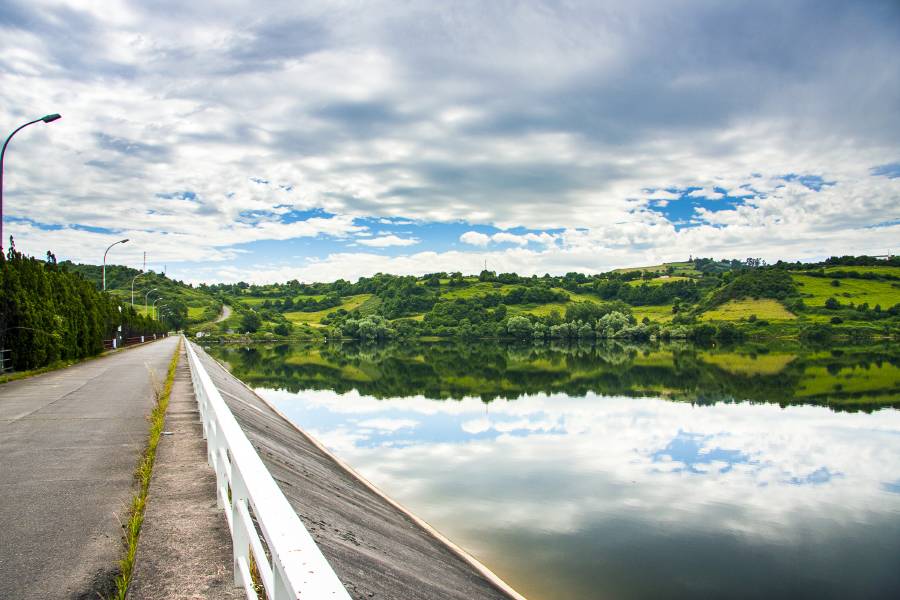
[0,337,179,600]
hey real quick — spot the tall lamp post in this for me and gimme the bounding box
[145,288,158,316]
[103,238,129,290]
[152,299,164,321]
[1,114,61,253]
[131,271,147,307]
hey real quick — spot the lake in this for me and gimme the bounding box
[204,340,900,599]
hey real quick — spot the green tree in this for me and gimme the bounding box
[506,315,533,338]
[241,311,262,333]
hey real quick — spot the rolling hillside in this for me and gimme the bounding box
[192,257,900,341]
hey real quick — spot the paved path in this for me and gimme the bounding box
[214,304,231,323]
[128,343,240,599]
[0,337,179,600]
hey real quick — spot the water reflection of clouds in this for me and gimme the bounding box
[651,430,755,474]
[264,387,900,547]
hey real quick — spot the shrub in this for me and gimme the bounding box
[506,315,534,339]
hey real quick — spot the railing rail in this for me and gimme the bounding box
[184,337,351,600]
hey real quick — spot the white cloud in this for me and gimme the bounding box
[460,231,491,247]
[490,232,529,245]
[356,234,420,248]
[0,0,898,281]
[356,418,419,432]
[687,188,725,200]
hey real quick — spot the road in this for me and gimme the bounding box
[0,337,179,600]
[214,304,231,323]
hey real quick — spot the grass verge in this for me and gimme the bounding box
[111,339,181,599]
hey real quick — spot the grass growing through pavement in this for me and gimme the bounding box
[111,339,181,600]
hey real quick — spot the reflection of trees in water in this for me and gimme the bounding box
[202,340,900,412]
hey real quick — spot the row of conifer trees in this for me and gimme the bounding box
[0,240,166,371]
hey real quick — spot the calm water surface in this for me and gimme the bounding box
[205,341,900,599]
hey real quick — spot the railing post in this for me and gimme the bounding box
[212,425,224,509]
[231,469,250,589]
[273,564,291,600]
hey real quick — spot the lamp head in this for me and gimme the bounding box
[41,114,61,123]
[120,238,129,244]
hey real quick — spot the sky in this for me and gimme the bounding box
[1,0,899,284]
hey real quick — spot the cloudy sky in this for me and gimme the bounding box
[2,0,899,283]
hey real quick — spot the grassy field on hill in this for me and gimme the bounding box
[700,298,796,321]
[822,265,900,277]
[792,274,899,307]
[613,261,697,275]
[632,305,675,323]
[284,294,375,326]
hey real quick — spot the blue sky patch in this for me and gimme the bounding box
[787,466,839,486]
[156,190,197,201]
[644,186,752,229]
[781,173,836,191]
[870,162,900,179]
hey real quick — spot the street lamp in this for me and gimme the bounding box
[153,298,163,320]
[1,114,61,253]
[131,271,147,307]
[145,288,158,315]
[102,238,129,290]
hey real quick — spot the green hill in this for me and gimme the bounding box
[60,262,222,329]
[194,258,899,342]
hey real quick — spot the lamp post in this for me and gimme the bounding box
[102,238,129,290]
[145,288,158,316]
[1,114,61,253]
[131,271,147,307]
[153,298,163,321]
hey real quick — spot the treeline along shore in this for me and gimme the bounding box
[191,255,900,345]
[4,245,899,374]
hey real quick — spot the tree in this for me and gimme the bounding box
[506,315,533,339]
[824,297,840,310]
[241,311,262,333]
[597,311,629,338]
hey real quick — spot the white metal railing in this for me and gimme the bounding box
[184,337,351,600]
